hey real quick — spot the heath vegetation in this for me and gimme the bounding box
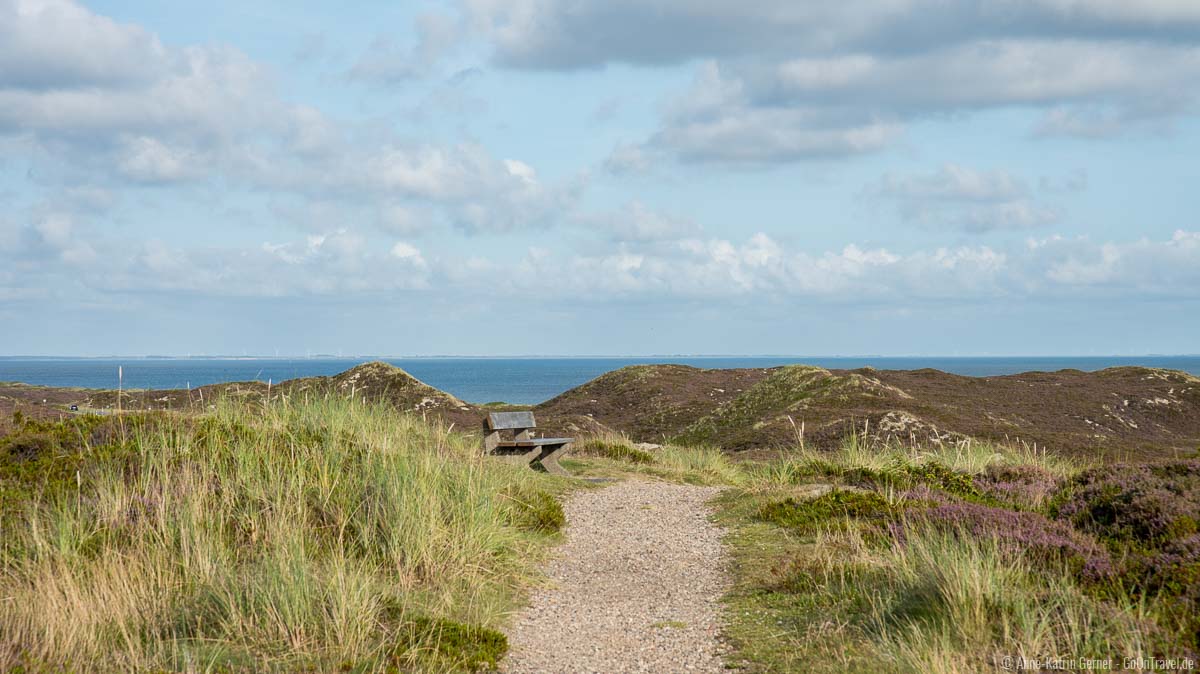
[3,373,1198,673]
[0,398,567,672]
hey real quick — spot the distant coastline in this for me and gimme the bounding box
[2,356,1199,405]
[1,353,1196,361]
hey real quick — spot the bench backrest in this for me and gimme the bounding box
[486,411,536,431]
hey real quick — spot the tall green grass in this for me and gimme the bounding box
[743,434,1087,491]
[869,528,1153,673]
[719,436,1172,673]
[567,433,745,486]
[1,397,564,672]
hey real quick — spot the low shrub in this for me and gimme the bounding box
[974,463,1061,509]
[788,458,984,502]
[757,490,896,533]
[1054,461,1200,547]
[904,501,1114,582]
[1136,535,1200,649]
[902,461,980,499]
[899,483,959,506]
[0,430,61,462]
[1140,534,1200,596]
[871,529,1153,671]
[580,439,656,465]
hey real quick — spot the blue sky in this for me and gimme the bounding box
[1,0,1198,356]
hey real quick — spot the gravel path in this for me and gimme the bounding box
[500,480,728,674]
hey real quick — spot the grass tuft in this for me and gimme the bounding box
[502,486,567,534]
[392,616,508,672]
[579,439,656,465]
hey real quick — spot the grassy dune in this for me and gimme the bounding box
[4,399,1197,673]
[1,399,567,672]
[563,434,1199,671]
[714,440,1200,672]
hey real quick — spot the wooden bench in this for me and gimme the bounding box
[482,411,573,476]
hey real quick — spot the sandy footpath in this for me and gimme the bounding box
[500,480,728,674]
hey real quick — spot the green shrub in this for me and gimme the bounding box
[580,439,656,465]
[903,461,980,499]
[757,490,895,533]
[0,431,61,462]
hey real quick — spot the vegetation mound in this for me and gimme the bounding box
[718,439,1200,672]
[6,362,1199,457]
[537,364,771,442]
[0,397,565,672]
[538,363,1200,457]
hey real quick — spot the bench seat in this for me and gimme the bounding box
[497,438,574,448]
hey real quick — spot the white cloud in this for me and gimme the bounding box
[5,203,1198,307]
[604,142,653,174]
[503,158,538,184]
[117,136,199,183]
[377,204,428,236]
[587,201,702,242]
[877,164,1027,202]
[468,2,1200,163]
[6,211,98,265]
[390,241,427,267]
[481,230,1200,303]
[346,12,461,84]
[0,0,166,90]
[870,164,1067,233]
[0,0,570,236]
[93,229,434,298]
[1042,230,1200,289]
[464,0,1200,69]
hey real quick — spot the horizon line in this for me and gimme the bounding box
[2,353,1198,360]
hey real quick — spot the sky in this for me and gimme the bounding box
[1,0,1198,357]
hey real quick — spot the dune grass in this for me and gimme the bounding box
[743,434,1086,490]
[0,397,567,672]
[4,403,1190,673]
[718,436,1189,673]
[564,433,745,486]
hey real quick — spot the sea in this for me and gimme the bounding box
[1,356,1198,406]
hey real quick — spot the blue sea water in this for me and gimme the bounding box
[1,356,1198,405]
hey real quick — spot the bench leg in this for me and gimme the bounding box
[536,442,572,476]
[495,447,542,467]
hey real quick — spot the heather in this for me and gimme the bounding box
[1054,461,1200,546]
[1143,535,1200,595]
[716,438,1190,673]
[907,501,1115,581]
[973,463,1061,509]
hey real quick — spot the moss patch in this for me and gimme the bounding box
[391,616,508,672]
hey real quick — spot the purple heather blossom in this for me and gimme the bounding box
[974,464,1060,508]
[1056,461,1200,545]
[905,501,1115,581]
